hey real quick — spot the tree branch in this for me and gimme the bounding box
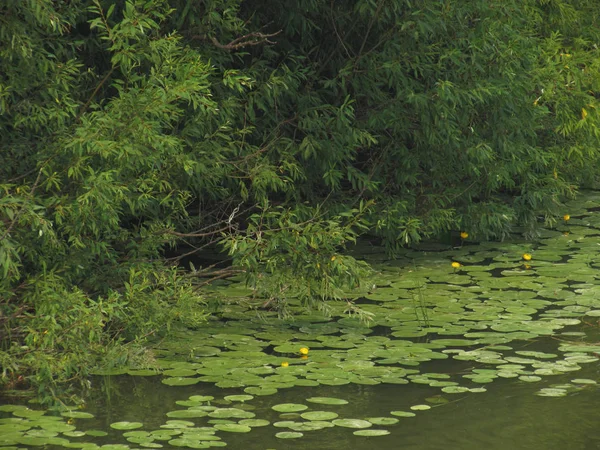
[203,30,282,51]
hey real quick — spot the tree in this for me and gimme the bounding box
[2,0,600,400]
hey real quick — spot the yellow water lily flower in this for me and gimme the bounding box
[563,214,570,221]
[523,264,531,270]
[522,253,532,261]
[299,347,309,355]
[451,261,461,269]
[460,231,469,239]
[281,361,289,367]
[331,256,336,261]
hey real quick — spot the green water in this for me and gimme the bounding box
[4,192,600,449]
[80,338,600,450]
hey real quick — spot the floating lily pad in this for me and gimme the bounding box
[213,423,252,433]
[366,417,399,425]
[410,404,431,411]
[353,429,390,436]
[208,408,255,419]
[161,377,200,386]
[110,421,144,430]
[61,411,95,419]
[238,419,270,427]
[332,419,373,429]
[306,397,348,405]
[390,411,416,418]
[223,395,254,402]
[275,431,303,439]
[272,403,308,413]
[300,411,339,421]
[166,410,208,419]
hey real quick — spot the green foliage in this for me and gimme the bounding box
[3,0,600,399]
[222,201,372,315]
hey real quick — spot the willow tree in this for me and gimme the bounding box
[2,0,600,398]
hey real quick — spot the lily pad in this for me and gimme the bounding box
[332,419,373,429]
[272,403,308,413]
[110,421,144,430]
[161,377,200,386]
[306,397,348,405]
[275,431,303,439]
[61,411,95,419]
[300,411,339,421]
[213,423,252,433]
[353,429,391,436]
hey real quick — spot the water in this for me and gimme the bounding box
[4,193,600,449]
[60,328,599,450]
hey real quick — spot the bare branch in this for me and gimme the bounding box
[208,30,282,51]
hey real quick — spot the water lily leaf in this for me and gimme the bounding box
[213,423,252,433]
[238,419,270,427]
[571,378,597,384]
[441,386,469,394]
[275,431,303,439]
[366,417,399,425]
[300,411,339,421]
[12,409,45,419]
[163,368,198,377]
[390,411,416,417]
[208,408,255,419]
[332,419,372,429]
[110,421,144,430]
[168,438,210,448]
[244,387,278,396]
[272,403,308,413]
[223,395,253,402]
[353,429,390,436]
[536,388,568,397]
[61,411,95,419]
[166,410,208,419]
[188,395,214,402]
[410,404,431,411]
[306,397,348,405]
[519,375,542,382]
[86,430,109,437]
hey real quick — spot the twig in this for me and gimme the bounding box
[200,30,282,52]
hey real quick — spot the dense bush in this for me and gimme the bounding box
[2,0,600,399]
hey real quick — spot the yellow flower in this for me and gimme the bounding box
[522,253,532,261]
[281,361,289,367]
[524,264,531,270]
[331,256,336,261]
[299,347,309,355]
[300,355,308,360]
[460,231,469,239]
[451,261,461,269]
[563,214,570,221]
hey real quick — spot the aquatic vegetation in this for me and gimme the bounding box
[3,194,600,448]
